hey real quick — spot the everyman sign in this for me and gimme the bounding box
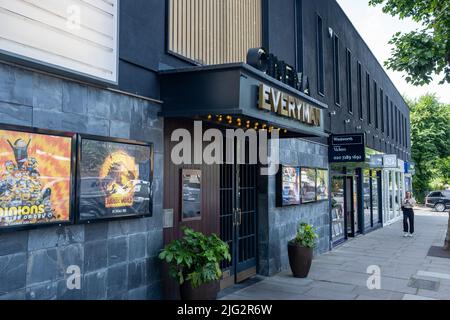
[329,134,365,163]
[258,84,321,127]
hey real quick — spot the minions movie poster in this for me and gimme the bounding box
[78,138,152,222]
[0,129,73,228]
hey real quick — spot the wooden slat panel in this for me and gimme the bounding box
[168,0,262,65]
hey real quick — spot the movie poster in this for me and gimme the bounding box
[281,166,300,206]
[316,169,329,201]
[0,129,73,228]
[78,138,152,221]
[301,168,317,203]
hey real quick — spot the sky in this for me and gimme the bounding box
[336,0,450,104]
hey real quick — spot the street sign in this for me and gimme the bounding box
[383,154,398,168]
[329,134,365,163]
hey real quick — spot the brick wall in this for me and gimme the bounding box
[0,62,164,300]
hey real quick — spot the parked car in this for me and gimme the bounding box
[425,191,450,212]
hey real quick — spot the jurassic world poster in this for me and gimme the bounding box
[0,129,73,228]
[78,138,152,222]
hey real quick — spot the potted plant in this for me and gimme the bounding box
[159,227,231,300]
[288,222,318,278]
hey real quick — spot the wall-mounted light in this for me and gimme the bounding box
[328,27,334,38]
[356,125,362,130]
[330,111,336,116]
[345,119,351,124]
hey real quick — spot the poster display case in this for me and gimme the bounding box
[0,125,76,231]
[77,135,153,223]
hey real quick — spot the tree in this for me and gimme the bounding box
[407,94,450,250]
[369,0,450,85]
[408,94,450,201]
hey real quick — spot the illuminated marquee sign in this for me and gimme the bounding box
[258,84,321,127]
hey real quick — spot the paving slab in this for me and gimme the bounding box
[221,209,449,300]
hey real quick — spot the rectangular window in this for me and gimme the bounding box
[168,0,262,65]
[380,89,384,133]
[346,49,353,113]
[317,15,325,95]
[181,169,202,221]
[385,95,389,134]
[333,35,341,106]
[358,62,363,119]
[374,81,378,129]
[404,117,408,147]
[366,72,371,125]
[389,101,394,140]
[400,112,405,146]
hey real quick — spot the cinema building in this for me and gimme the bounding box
[0,0,410,300]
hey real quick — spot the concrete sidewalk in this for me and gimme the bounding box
[221,208,450,300]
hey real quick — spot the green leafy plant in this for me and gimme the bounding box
[290,223,318,248]
[159,227,231,288]
[369,0,450,86]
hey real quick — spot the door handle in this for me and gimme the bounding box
[238,208,242,226]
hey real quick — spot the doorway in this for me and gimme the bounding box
[219,138,258,289]
[331,173,361,244]
[345,176,360,237]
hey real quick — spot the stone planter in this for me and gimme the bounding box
[288,242,313,278]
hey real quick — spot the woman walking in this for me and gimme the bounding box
[402,192,416,237]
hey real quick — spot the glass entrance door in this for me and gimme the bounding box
[220,137,257,288]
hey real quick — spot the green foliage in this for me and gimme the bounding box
[369,0,450,85]
[159,227,231,289]
[407,94,450,201]
[290,223,318,248]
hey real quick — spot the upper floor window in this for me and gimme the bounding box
[374,81,378,129]
[168,0,262,65]
[366,72,371,125]
[357,62,363,120]
[390,102,394,141]
[316,15,325,96]
[346,49,353,113]
[380,89,384,133]
[333,35,341,106]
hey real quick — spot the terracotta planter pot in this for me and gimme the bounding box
[180,280,219,300]
[288,242,313,278]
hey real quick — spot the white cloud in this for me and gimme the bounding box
[336,0,450,103]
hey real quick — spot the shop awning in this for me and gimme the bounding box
[159,63,328,138]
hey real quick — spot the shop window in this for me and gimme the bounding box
[316,15,325,96]
[181,169,202,221]
[331,176,345,243]
[167,0,262,65]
